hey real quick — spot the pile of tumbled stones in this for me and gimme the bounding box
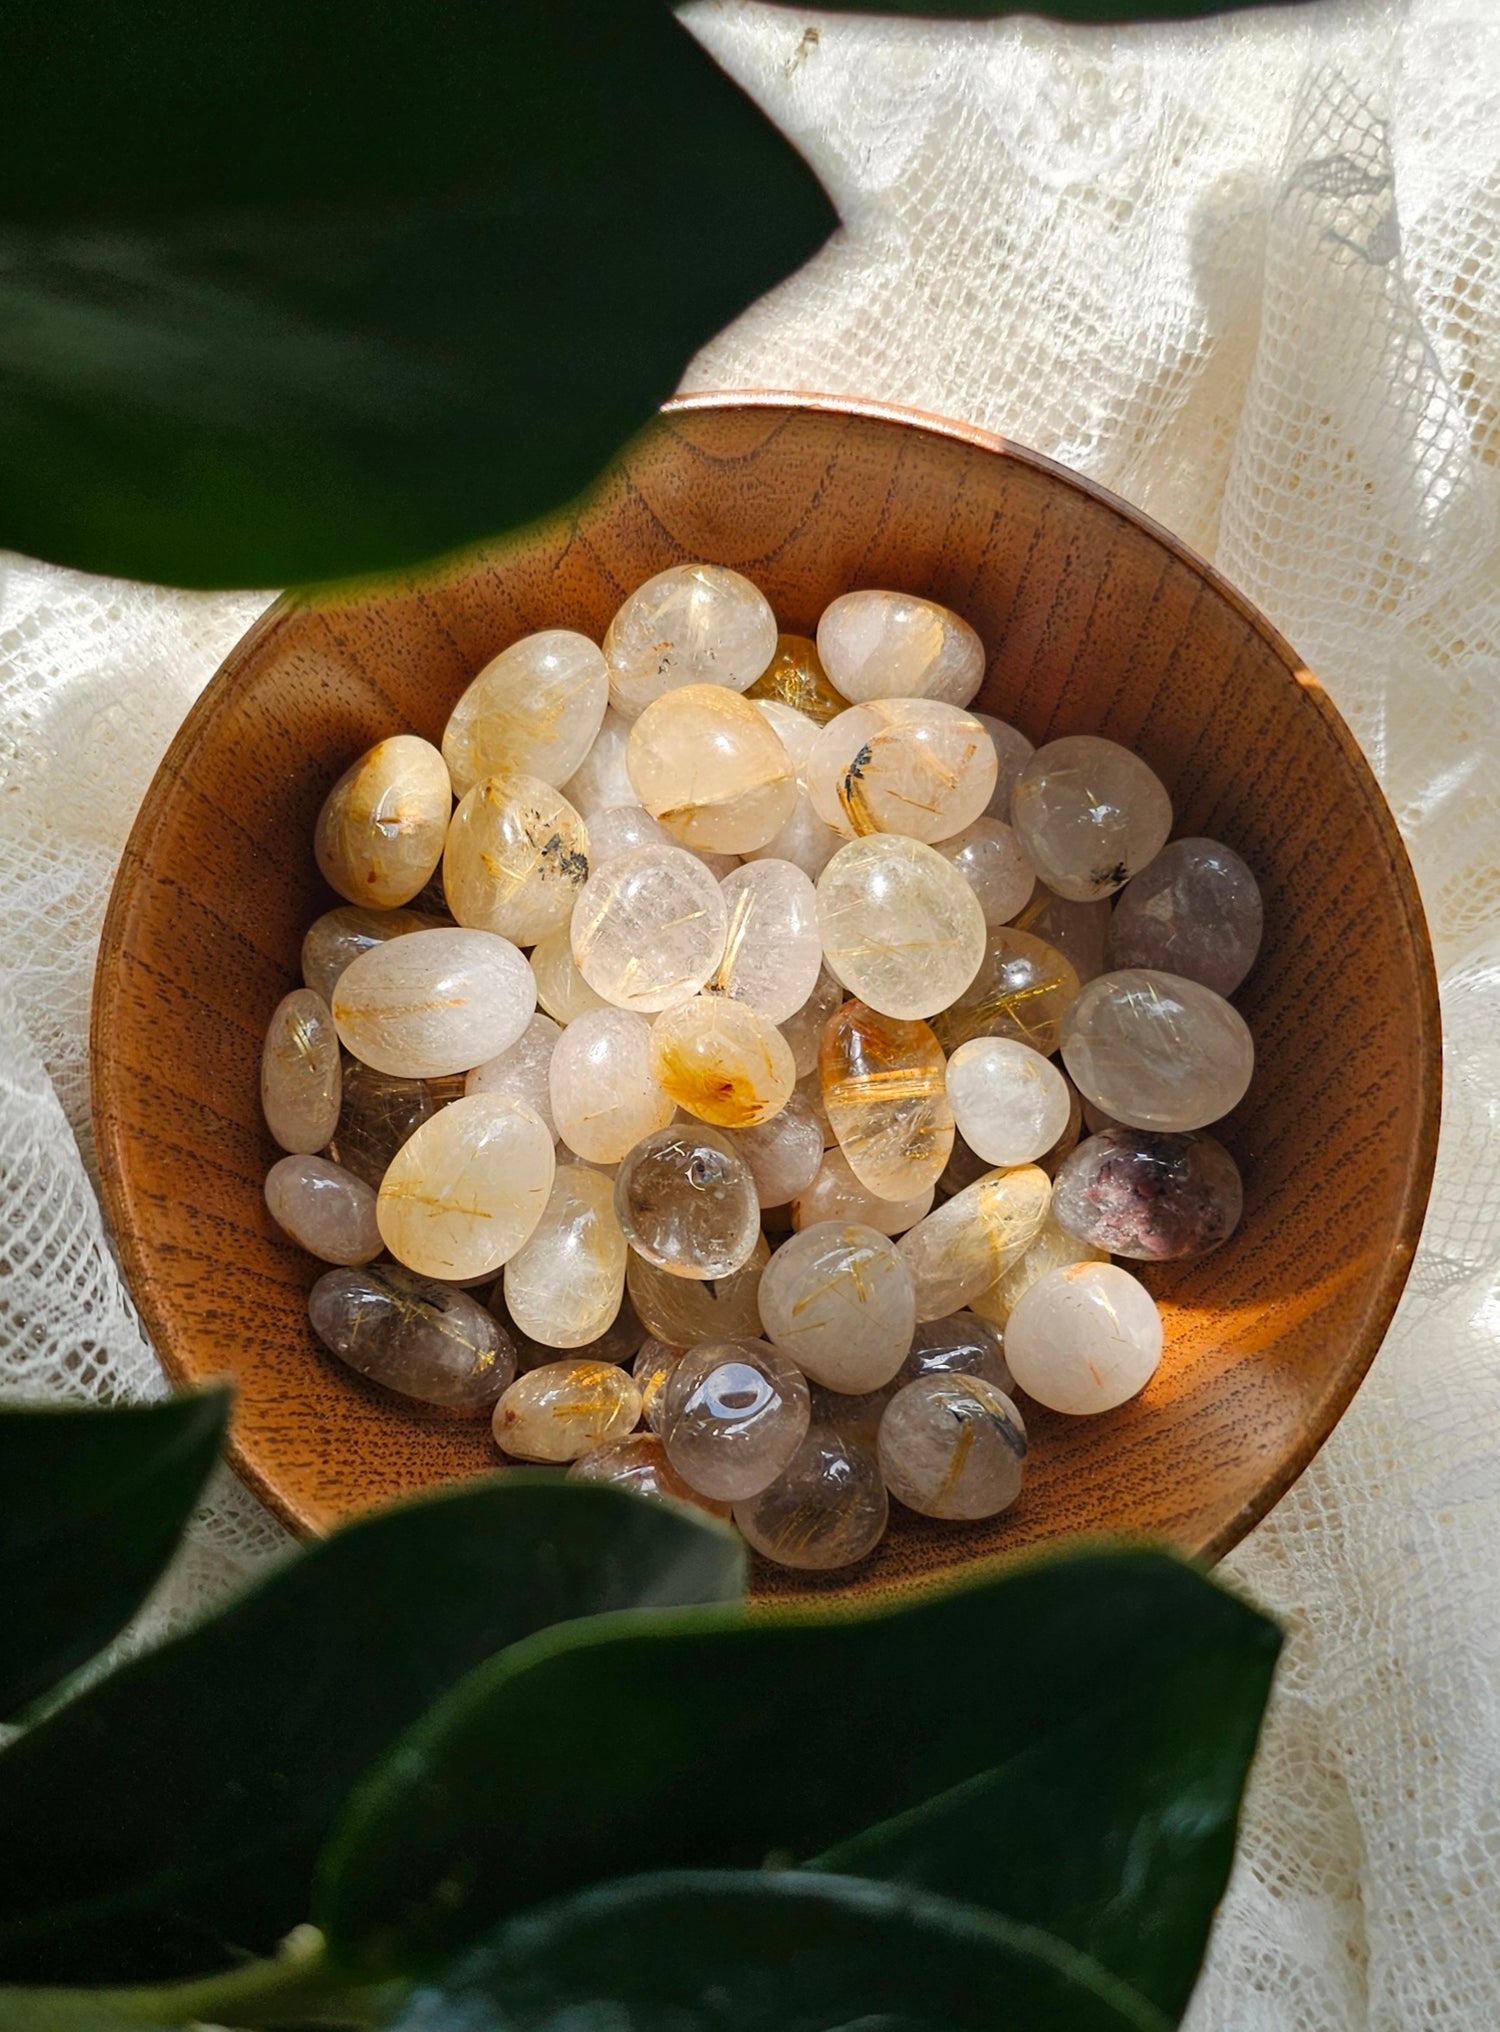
[260,563,1260,1570]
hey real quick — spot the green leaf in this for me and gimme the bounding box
[810,1648,1271,2019]
[0,1997,177,2032]
[383,1871,1172,2032]
[0,1477,744,1986]
[318,1544,1278,1984]
[0,3,834,587]
[0,1389,229,1722]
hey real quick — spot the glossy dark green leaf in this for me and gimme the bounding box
[811,1647,1272,2019]
[384,1871,1171,2032]
[0,1477,744,1985]
[0,3,834,587]
[318,1544,1278,1982]
[0,1995,177,2032]
[0,1389,229,1721]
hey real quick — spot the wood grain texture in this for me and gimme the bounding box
[91,395,1442,1602]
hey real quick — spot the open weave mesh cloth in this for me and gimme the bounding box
[1,0,1496,2019]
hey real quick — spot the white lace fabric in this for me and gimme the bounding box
[1,0,1497,2020]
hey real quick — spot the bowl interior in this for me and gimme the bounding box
[91,396,1440,1600]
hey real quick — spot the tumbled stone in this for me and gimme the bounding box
[308,1262,514,1410]
[1060,968,1254,1132]
[1004,1261,1163,1413]
[932,817,1035,928]
[314,735,451,909]
[567,1432,731,1516]
[492,1360,641,1462]
[758,1221,916,1392]
[897,1164,1051,1320]
[945,1036,1071,1167]
[790,1148,933,1236]
[750,699,819,776]
[605,564,778,720]
[443,773,590,944]
[779,968,846,1078]
[626,684,798,854]
[1037,1079,1085,1177]
[503,1164,628,1349]
[561,707,636,817]
[301,905,446,1006]
[627,1233,770,1346]
[709,859,824,1024]
[632,1338,683,1433]
[497,1285,646,1374]
[327,1060,436,1187]
[1052,1128,1244,1260]
[1012,886,1110,984]
[816,590,985,707]
[1012,735,1173,902]
[734,1426,888,1569]
[529,926,612,1024]
[817,835,986,1021]
[442,630,608,797]
[1106,837,1264,996]
[586,803,674,866]
[570,846,728,1014]
[265,1153,381,1265]
[746,632,846,725]
[730,1088,825,1207]
[377,1094,555,1279]
[661,1337,810,1500]
[973,713,1035,821]
[261,988,342,1154]
[613,1125,761,1279]
[548,1007,675,1163]
[465,1012,561,1139]
[333,926,535,1078]
[649,996,795,1129]
[899,1314,1013,1395]
[820,999,954,1200]
[742,785,844,880]
[806,700,998,844]
[931,926,1081,1057]
[878,1375,1027,1519]
[970,1215,1106,1330]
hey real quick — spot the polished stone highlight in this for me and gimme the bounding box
[548,1008,675,1164]
[931,926,1081,1057]
[820,999,954,1200]
[504,1163,629,1348]
[661,1336,811,1500]
[806,699,997,844]
[896,1164,1051,1320]
[945,1036,1072,1167]
[649,996,796,1129]
[613,1125,761,1279]
[711,860,824,1024]
[627,684,798,853]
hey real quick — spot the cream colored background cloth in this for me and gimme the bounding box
[1,0,1497,2021]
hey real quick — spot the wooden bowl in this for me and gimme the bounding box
[91,394,1441,1599]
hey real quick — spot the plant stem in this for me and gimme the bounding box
[95,1927,396,2029]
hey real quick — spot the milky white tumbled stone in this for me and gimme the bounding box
[492,1360,641,1462]
[746,633,846,725]
[730,1088,826,1207]
[614,1125,761,1279]
[649,996,796,1130]
[377,1094,555,1280]
[561,706,636,816]
[758,1221,916,1392]
[820,999,954,1201]
[440,630,608,798]
[261,988,342,1154]
[974,713,1035,821]
[779,967,846,1079]
[897,1164,1051,1320]
[1012,735,1173,902]
[970,1214,1106,1330]
[301,904,445,1006]
[741,786,844,881]
[734,1425,888,1569]
[442,774,590,944]
[548,1006,675,1163]
[817,835,986,1021]
[265,1154,382,1265]
[931,927,1082,1057]
[879,1375,1027,1519]
[1061,968,1254,1132]
[529,927,611,1025]
[332,927,535,1079]
[933,818,1035,928]
[570,845,729,1015]
[806,700,998,845]
[946,1037,1072,1167]
[586,804,674,867]
[605,564,778,720]
[790,1148,933,1236]
[1005,1261,1163,1413]
[816,590,985,708]
[695,861,823,1030]
[627,1233,770,1346]
[625,684,798,854]
[1106,837,1264,997]
[661,1337,810,1500]
[464,1012,561,1138]
[314,735,452,910]
[503,1163,628,1350]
